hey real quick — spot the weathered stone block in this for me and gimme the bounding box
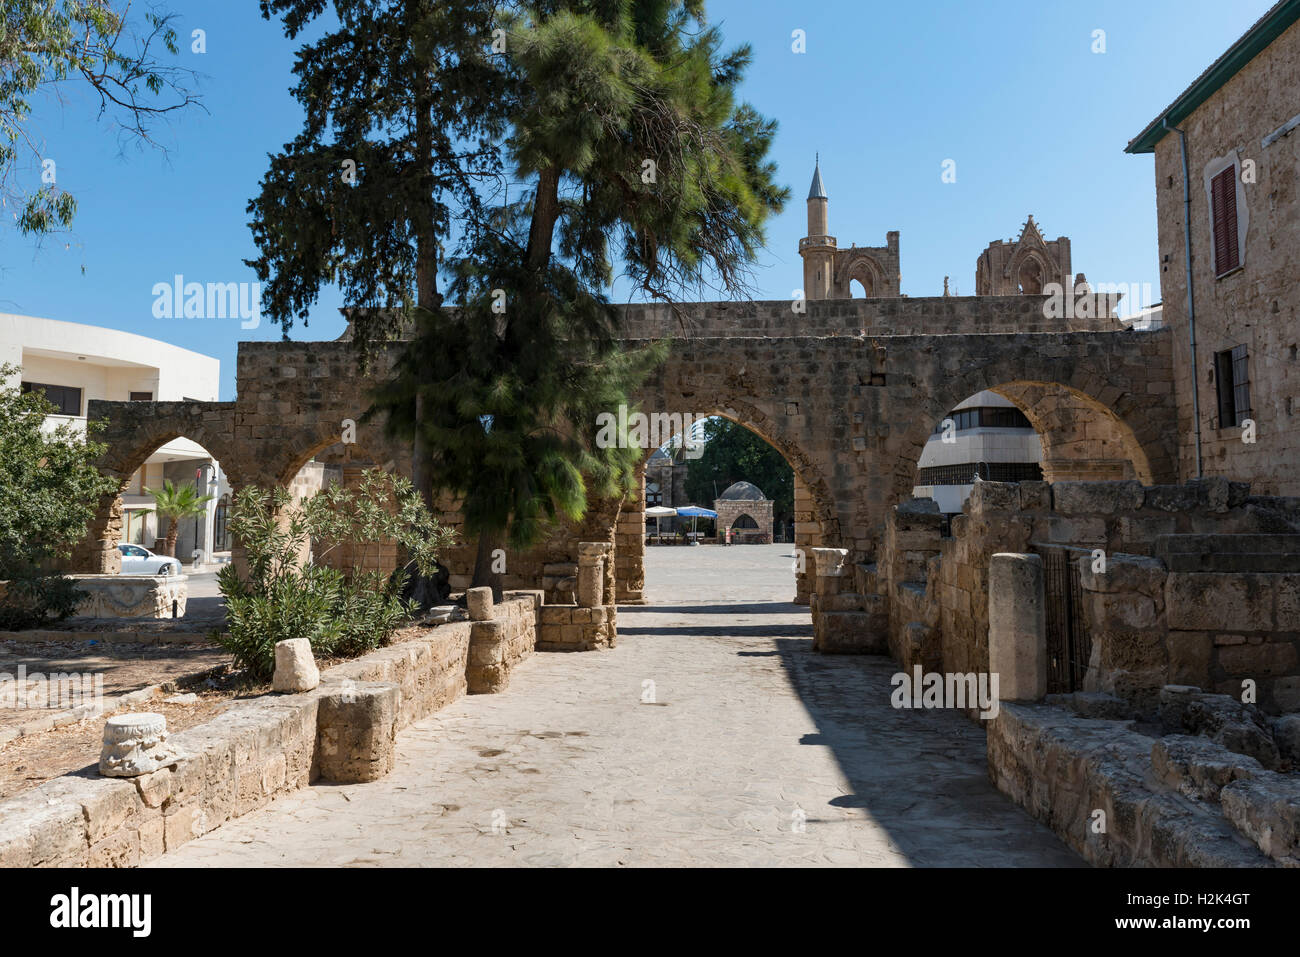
[315,682,400,783]
[1220,773,1300,862]
[273,638,320,693]
[1052,480,1144,514]
[1151,734,1261,799]
[989,553,1046,702]
[467,586,494,621]
[1165,573,1274,632]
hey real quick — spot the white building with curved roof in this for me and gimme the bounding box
[0,313,228,562]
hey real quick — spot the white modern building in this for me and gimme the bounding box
[912,390,1043,514]
[0,313,229,564]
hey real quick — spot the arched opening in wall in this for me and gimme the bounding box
[635,413,805,613]
[909,383,1154,526]
[114,434,229,570]
[285,438,404,580]
[1016,257,1044,295]
[849,276,871,298]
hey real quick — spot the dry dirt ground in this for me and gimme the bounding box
[0,691,234,800]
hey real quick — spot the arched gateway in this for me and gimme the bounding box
[80,296,1176,616]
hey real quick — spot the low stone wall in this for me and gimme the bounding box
[987,691,1300,867]
[467,593,540,693]
[846,479,1300,702]
[0,626,215,646]
[538,604,616,651]
[0,613,486,868]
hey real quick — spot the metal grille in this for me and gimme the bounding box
[1040,546,1089,693]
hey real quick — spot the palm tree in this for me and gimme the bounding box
[144,479,214,558]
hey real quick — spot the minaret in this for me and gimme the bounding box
[799,155,835,300]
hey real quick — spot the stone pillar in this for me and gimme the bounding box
[71,489,125,573]
[793,475,817,604]
[467,586,494,621]
[616,469,646,604]
[577,542,606,608]
[988,553,1047,702]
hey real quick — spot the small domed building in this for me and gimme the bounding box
[714,481,774,544]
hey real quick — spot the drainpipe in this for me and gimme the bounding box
[1165,118,1204,478]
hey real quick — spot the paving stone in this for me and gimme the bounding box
[151,546,1080,868]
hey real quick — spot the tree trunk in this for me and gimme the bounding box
[163,523,178,558]
[471,527,505,601]
[406,54,450,609]
[525,165,561,270]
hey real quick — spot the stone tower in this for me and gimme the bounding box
[798,158,902,300]
[799,157,835,299]
[974,215,1072,295]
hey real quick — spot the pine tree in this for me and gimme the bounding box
[251,1,788,596]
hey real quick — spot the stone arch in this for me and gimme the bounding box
[75,401,243,573]
[1007,249,1051,295]
[629,399,831,602]
[887,356,1177,514]
[269,419,409,489]
[839,253,884,298]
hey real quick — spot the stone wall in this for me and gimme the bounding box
[538,604,616,651]
[987,697,1298,867]
[821,479,1300,714]
[0,595,529,867]
[1084,552,1300,714]
[617,295,1122,340]
[1150,16,1300,495]
[466,593,540,694]
[80,301,1179,611]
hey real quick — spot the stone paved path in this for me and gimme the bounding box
[153,545,1081,867]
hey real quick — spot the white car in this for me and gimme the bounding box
[116,544,183,577]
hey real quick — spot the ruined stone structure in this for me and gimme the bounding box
[78,294,1177,618]
[974,216,1076,296]
[798,158,901,300]
[1127,0,1300,496]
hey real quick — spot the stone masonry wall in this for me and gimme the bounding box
[859,479,1300,710]
[1151,16,1300,494]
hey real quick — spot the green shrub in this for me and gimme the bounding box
[0,575,86,631]
[0,362,117,629]
[214,471,454,680]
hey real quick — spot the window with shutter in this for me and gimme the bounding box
[1211,166,1240,276]
[1231,344,1251,425]
[1213,346,1251,428]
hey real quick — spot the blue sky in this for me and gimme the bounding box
[0,0,1276,401]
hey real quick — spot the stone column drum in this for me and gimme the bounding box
[99,712,182,777]
[988,553,1047,702]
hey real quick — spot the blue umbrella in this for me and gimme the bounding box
[673,505,716,540]
[674,506,716,518]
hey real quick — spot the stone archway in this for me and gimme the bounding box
[623,400,831,605]
[888,362,1177,517]
[839,254,884,299]
[73,400,243,573]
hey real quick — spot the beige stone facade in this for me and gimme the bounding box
[1129,3,1300,494]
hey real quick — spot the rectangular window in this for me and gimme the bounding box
[21,381,82,416]
[130,391,153,401]
[1214,345,1251,428]
[1210,166,1240,276]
